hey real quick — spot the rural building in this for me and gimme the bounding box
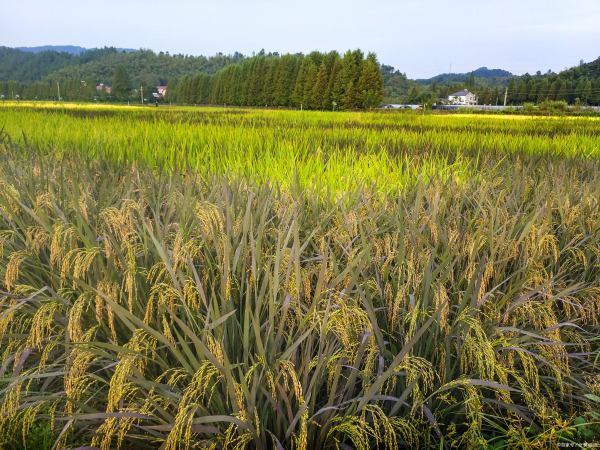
[448,89,478,105]
[96,83,112,94]
[156,86,168,98]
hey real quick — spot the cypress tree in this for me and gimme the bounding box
[492,87,500,105]
[239,61,252,106]
[312,63,329,110]
[178,76,190,103]
[112,65,131,101]
[548,79,560,100]
[273,56,293,106]
[358,53,383,108]
[210,73,223,104]
[320,52,339,110]
[507,79,517,104]
[581,80,592,104]
[343,80,361,110]
[528,82,539,104]
[592,79,600,105]
[190,75,200,104]
[302,60,318,109]
[537,78,549,102]
[247,57,266,106]
[328,58,343,110]
[262,59,278,106]
[339,50,363,110]
[284,56,303,107]
[557,80,568,101]
[292,58,310,108]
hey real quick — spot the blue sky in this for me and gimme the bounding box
[2,0,599,78]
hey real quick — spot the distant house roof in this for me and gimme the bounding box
[449,89,471,97]
[156,86,168,98]
[96,83,112,94]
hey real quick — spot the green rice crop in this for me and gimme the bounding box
[0,102,599,449]
[0,102,598,197]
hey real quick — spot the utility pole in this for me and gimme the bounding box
[503,87,508,107]
[140,85,144,104]
[57,81,61,101]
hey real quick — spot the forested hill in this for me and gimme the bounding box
[503,57,600,105]
[45,49,244,86]
[416,67,513,85]
[0,46,136,83]
[16,45,89,55]
[0,46,81,83]
[562,57,600,79]
[0,46,243,86]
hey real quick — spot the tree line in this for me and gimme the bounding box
[503,74,599,106]
[383,57,600,106]
[0,49,384,110]
[388,73,600,107]
[168,50,384,110]
[3,44,595,107]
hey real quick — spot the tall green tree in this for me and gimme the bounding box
[467,72,475,89]
[112,65,131,101]
[339,50,363,110]
[581,79,592,104]
[312,63,329,110]
[273,55,298,106]
[358,53,384,108]
[302,60,318,109]
[292,58,310,108]
[328,59,344,110]
[557,79,568,101]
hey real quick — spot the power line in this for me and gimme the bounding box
[477,88,600,96]
[503,92,600,98]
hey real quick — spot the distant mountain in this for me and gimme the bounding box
[0,46,132,83]
[0,46,240,86]
[16,45,88,55]
[471,67,513,78]
[0,46,81,82]
[43,49,243,86]
[16,45,136,55]
[416,67,514,85]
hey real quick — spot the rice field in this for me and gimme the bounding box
[0,102,599,449]
[1,102,599,196]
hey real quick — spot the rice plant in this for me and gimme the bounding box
[0,104,599,449]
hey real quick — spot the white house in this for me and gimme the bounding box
[96,83,112,94]
[448,89,478,105]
